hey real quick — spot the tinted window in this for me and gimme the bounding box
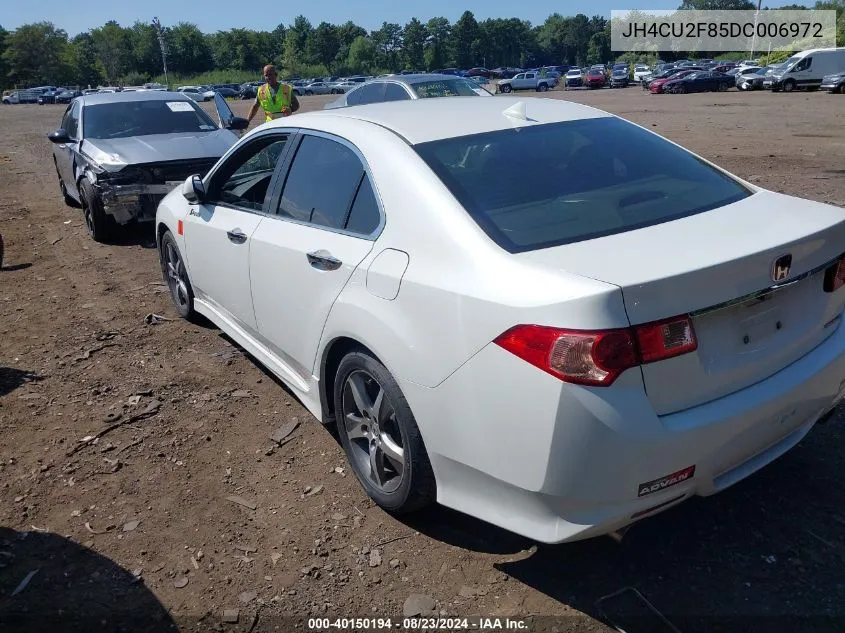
[414,118,751,253]
[66,102,80,139]
[362,83,387,104]
[411,79,484,98]
[83,99,217,139]
[345,176,381,235]
[278,135,363,230]
[210,135,288,211]
[383,83,411,101]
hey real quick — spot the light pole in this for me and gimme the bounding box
[152,17,169,87]
[749,0,762,62]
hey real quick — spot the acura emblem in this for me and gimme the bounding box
[772,254,792,282]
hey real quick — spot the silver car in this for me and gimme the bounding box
[47,91,245,242]
[324,74,491,109]
[303,81,333,96]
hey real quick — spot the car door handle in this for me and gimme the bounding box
[307,250,342,271]
[226,229,248,244]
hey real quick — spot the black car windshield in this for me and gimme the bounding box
[414,118,751,253]
[411,79,485,98]
[83,99,218,139]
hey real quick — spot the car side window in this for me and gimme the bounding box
[383,83,411,102]
[277,135,377,234]
[66,102,81,139]
[345,175,381,235]
[793,58,811,72]
[208,134,288,211]
[356,84,384,105]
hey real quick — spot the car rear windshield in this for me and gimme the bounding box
[414,117,751,253]
[83,99,218,139]
[411,79,484,98]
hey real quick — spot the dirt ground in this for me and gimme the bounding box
[1,87,844,633]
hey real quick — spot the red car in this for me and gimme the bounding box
[584,69,607,88]
[649,70,697,93]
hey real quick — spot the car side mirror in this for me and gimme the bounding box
[47,129,71,144]
[182,175,206,203]
[226,116,248,131]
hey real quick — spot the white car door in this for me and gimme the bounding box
[249,132,382,380]
[183,131,292,333]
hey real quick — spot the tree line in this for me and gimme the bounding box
[0,0,842,89]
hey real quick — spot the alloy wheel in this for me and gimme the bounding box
[164,241,190,309]
[341,369,405,493]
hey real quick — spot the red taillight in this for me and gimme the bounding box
[494,316,697,387]
[824,255,845,292]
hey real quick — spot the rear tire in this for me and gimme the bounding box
[334,350,436,514]
[79,178,117,243]
[159,230,195,320]
[537,83,549,92]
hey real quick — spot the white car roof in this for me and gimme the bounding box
[268,96,611,144]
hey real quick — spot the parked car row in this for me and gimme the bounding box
[638,48,845,95]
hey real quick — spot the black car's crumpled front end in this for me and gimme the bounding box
[96,158,218,224]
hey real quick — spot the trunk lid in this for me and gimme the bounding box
[520,190,845,415]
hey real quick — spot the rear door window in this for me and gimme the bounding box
[415,117,751,253]
[277,135,366,231]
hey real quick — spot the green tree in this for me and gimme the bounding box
[402,18,427,70]
[424,17,451,69]
[2,21,70,86]
[308,22,340,69]
[67,33,103,87]
[91,20,130,85]
[372,22,403,71]
[282,29,302,75]
[450,11,480,68]
[290,15,314,63]
[586,29,611,65]
[0,26,9,87]
[346,35,377,74]
[168,22,213,75]
[128,21,161,77]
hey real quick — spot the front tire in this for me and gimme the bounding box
[334,350,436,514]
[783,79,796,92]
[79,178,116,243]
[159,230,195,320]
[500,84,512,93]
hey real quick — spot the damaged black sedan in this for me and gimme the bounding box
[47,91,246,242]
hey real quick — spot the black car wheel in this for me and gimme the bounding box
[500,84,512,93]
[537,83,549,92]
[783,79,796,92]
[334,349,436,514]
[159,230,195,320]
[677,84,687,94]
[718,82,728,92]
[79,178,117,243]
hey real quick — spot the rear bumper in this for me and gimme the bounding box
[402,317,845,543]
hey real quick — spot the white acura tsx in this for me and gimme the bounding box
[155,96,845,543]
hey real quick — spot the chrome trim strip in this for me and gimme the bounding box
[689,255,841,318]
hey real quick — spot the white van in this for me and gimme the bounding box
[765,47,845,92]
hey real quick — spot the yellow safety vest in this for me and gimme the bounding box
[257,83,293,122]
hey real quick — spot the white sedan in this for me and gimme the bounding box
[155,96,845,543]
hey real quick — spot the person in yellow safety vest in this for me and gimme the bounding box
[246,64,300,125]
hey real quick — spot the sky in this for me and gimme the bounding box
[2,0,801,36]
